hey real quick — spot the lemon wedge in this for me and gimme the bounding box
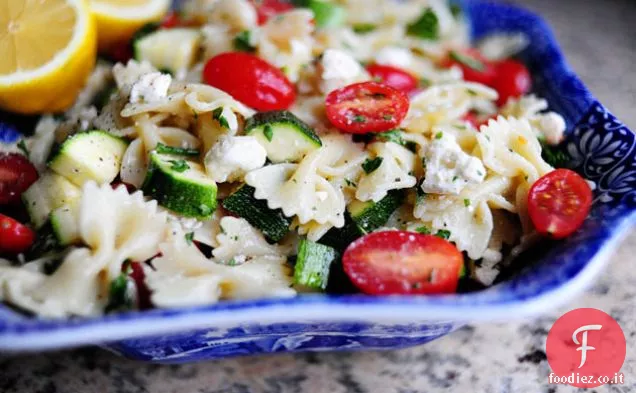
[90,0,171,50]
[0,0,97,114]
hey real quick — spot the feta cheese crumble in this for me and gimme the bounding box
[130,72,172,104]
[318,49,368,94]
[205,135,267,183]
[422,133,486,195]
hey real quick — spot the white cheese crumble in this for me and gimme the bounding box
[537,112,566,145]
[129,72,172,104]
[318,49,367,94]
[204,135,267,183]
[374,46,414,69]
[421,133,486,195]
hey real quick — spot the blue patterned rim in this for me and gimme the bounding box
[0,0,634,352]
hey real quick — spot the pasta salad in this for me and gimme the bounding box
[0,0,593,318]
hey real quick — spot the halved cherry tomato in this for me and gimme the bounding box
[0,214,35,255]
[492,59,531,106]
[203,52,296,111]
[251,0,295,25]
[462,112,496,130]
[528,169,593,239]
[325,82,409,134]
[366,64,419,94]
[161,11,182,28]
[343,231,463,295]
[129,262,152,310]
[440,49,496,86]
[0,153,38,205]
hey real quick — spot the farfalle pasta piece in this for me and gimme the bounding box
[356,142,417,203]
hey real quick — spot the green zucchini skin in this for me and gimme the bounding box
[244,111,322,163]
[141,152,218,219]
[222,184,292,242]
[294,238,339,290]
[349,190,406,233]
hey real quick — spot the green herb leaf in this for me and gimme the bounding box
[310,0,347,28]
[169,159,190,173]
[105,271,135,313]
[185,232,195,245]
[450,4,462,18]
[449,50,485,72]
[362,157,383,174]
[233,30,256,52]
[416,226,431,235]
[263,124,274,142]
[213,107,230,129]
[17,139,29,157]
[344,178,357,187]
[353,115,367,123]
[435,131,443,139]
[464,198,471,207]
[540,139,570,168]
[353,23,377,33]
[156,143,200,157]
[435,229,451,240]
[406,8,439,40]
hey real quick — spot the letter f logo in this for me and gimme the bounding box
[573,324,602,368]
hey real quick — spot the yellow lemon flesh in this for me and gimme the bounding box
[90,0,171,51]
[0,0,97,114]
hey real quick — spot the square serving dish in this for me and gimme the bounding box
[0,0,634,362]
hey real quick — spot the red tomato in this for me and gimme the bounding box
[366,64,419,94]
[441,49,496,86]
[528,169,593,239]
[492,59,531,106]
[203,52,296,111]
[107,42,134,64]
[161,11,182,28]
[325,82,410,134]
[129,262,152,310]
[0,214,35,255]
[343,231,464,295]
[251,0,295,25]
[0,153,38,205]
[462,112,495,130]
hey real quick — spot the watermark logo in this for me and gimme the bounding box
[546,308,626,388]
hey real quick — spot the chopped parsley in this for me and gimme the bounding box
[540,139,570,168]
[233,30,256,52]
[362,156,383,174]
[105,262,134,313]
[406,8,439,40]
[435,131,444,139]
[419,77,432,88]
[263,124,274,142]
[416,226,431,235]
[169,159,190,173]
[449,50,486,72]
[435,229,451,240]
[185,232,195,246]
[375,130,417,152]
[450,4,462,18]
[353,115,367,123]
[17,139,29,157]
[344,178,357,187]
[156,143,200,157]
[452,175,459,182]
[467,89,478,96]
[353,23,377,34]
[464,199,471,207]
[213,107,230,129]
[382,114,394,121]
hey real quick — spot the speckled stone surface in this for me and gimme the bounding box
[1,1,635,392]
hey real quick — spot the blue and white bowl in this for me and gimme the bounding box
[0,0,634,362]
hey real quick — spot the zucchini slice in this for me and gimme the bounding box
[348,190,405,233]
[222,184,291,242]
[50,204,80,246]
[22,173,82,229]
[48,130,129,187]
[294,238,339,290]
[141,152,217,219]
[134,28,201,76]
[245,111,322,163]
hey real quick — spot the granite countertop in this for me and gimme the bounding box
[2,1,635,392]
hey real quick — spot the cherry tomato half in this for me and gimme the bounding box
[0,153,38,205]
[343,231,463,295]
[366,64,419,94]
[0,214,35,255]
[129,262,152,310]
[251,0,295,25]
[528,169,593,239]
[161,11,182,28]
[203,52,296,111]
[462,112,495,130]
[325,82,410,134]
[492,59,532,106]
[441,48,496,86]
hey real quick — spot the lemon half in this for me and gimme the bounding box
[0,0,97,114]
